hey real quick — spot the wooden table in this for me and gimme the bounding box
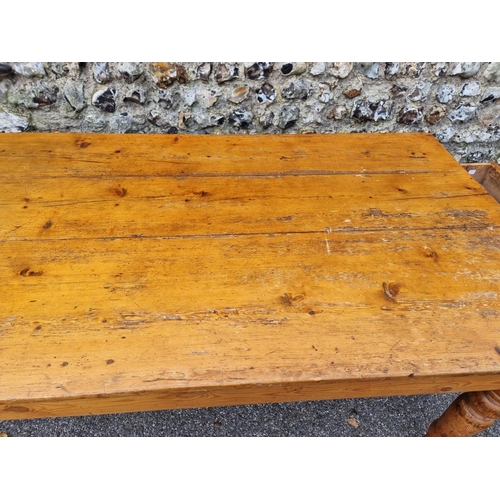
[1,132,499,436]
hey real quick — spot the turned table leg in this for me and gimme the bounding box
[426,390,500,437]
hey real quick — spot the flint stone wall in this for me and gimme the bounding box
[0,62,499,163]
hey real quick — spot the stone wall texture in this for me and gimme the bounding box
[1,62,499,163]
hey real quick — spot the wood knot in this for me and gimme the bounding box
[382,282,400,300]
[282,293,305,306]
[20,267,43,277]
[115,187,127,197]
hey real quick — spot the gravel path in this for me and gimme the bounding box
[2,393,499,437]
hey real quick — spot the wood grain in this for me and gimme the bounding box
[1,132,500,420]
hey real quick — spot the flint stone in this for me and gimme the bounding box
[397,106,424,125]
[364,63,380,79]
[229,109,253,129]
[245,62,273,80]
[199,89,219,108]
[401,62,425,78]
[352,99,392,122]
[93,62,111,84]
[0,111,29,132]
[280,63,307,76]
[390,84,407,97]
[260,111,275,129]
[449,104,476,122]
[214,63,238,82]
[437,84,455,104]
[450,62,481,78]
[33,84,58,106]
[118,62,143,83]
[151,63,188,87]
[425,106,446,124]
[466,151,486,163]
[63,82,86,112]
[229,86,250,104]
[310,62,326,76]
[432,63,447,77]
[92,88,117,113]
[281,80,312,100]
[463,129,494,144]
[483,62,500,83]
[477,101,500,126]
[318,83,332,103]
[384,63,399,78]
[158,90,181,110]
[51,63,79,78]
[124,89,146,105]
[461,82,481,97]
[480,87,500,104]
[183,89,197,106]
[110,114,132,133]
[12,62,46,77]
[148,110,172,128]
[408,80,432,102]
[196,63,211,81]
[435,127,455,143]
[0,63,12,76]
[278,105,299,129]
[256,83,275,104]
[328,105,347,120]
[331,62,353,79]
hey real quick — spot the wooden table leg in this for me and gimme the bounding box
[426,390,500,436]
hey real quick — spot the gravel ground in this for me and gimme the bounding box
[1,393,499,437]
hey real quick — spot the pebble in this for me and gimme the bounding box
[118,62,143,83]
[384,63,399,78]
[280,63,307,76]
[480,87,500,104]
[245,62,274,80]
[401,62,425,78]
[483,62,500,83]
[448,104,476,122]
[199,89,219,108]
[318,83,332,103]
[352,99,391,122]
[436,84,455,104]
[32,84,58,106]
[151,63,188,87]
[0,63,12,76]
[256,83,275,104]
[214,63,238,83]
[229,86,250,104]
[343,78,363,99]
[229,109,253,129]
[330,62,353,79]
[196,63,211,82]
[93,62,111,84]
[408,81,432,102]
[435,126,455,143]
[0,111,29,132]
[63,82,86,112]
[433,63,447,77]
[364,63,380,79]
[390,84,407,97]
[148,110,171,128]
[124,89,146,105]
[328,105,347,120]
[260,111,275,129]
[397,106,424,125]
[281,80,312,100]
[461,82,481,97]
[278,105,299,129]
[310,62,326,76]
[92,88,117,112]
[450,62,481,78]
[425,106,446,124]
[12,62,46,77]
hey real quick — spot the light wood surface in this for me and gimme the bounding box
[1,132,500,420]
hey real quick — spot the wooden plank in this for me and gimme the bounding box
[463,162,500,203]
[0,132,463,178]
